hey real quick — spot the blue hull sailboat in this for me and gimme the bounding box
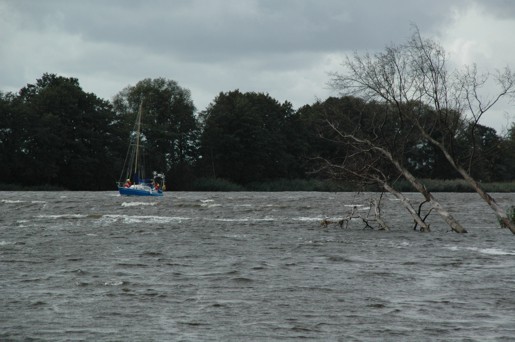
[118,183,163,197]
[117,101,166,196]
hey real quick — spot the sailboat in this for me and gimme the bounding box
[117,101,165,196]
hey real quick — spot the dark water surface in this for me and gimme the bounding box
[1,191,515,341]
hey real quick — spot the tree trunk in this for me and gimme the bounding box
[456,164,515,233]
[385,154,468,233]
[382,182,429,232]
[423,132,515,234]
[370,198,389,231]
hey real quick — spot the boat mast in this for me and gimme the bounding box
[133,100,143,181]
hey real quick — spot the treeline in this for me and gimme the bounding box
[1,73,514,191]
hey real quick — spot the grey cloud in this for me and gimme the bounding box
[474,0,515,19]
[5,0,470,61]
[1,0,513,130]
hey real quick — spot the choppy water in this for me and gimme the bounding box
[1,191,515,341]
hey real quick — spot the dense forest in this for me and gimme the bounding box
[1,72,514,191]
[0,74,515,190]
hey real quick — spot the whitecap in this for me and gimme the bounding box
[293,217,325,222]
[1,199,24,204]
[444,245,515,256]
[200,199,221,208]
[476,247,515,256]
[101,214,191,224]
[104,280,124,286]
[214,217,275,222]
[121,202,158,207]
[214,218,250,222]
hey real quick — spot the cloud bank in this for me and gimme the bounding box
[1,0,514,130]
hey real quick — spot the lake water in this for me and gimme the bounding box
[1,191,515,341]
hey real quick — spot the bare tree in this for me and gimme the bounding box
[330,27,515,233]
[305,94,467,232]
[318,116,466,233]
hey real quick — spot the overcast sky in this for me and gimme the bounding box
[1,0,514,131]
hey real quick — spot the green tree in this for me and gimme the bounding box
[0,91,24,184]
[494,124,515,181]
[457,123,503,182]
[297,96,384,177]
[6,74,122,189]
[198,90,303,184]
[112,78,199,189]
[298,96,436,183]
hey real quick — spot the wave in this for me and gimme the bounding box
[214,217,275,222]
[104,280,125,286]
[1,199,47,205]
[444,245,515,256]
[101,214,191,224]
[293,217,325,222]
[203,204,222,208]
[121,202,158,207]
[30,212,397,226]
[474,247,515,256]
[36,214,88,219]
[33,213,191,225]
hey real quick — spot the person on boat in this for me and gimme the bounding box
[123,179,132,188]
[154,182,160,191]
